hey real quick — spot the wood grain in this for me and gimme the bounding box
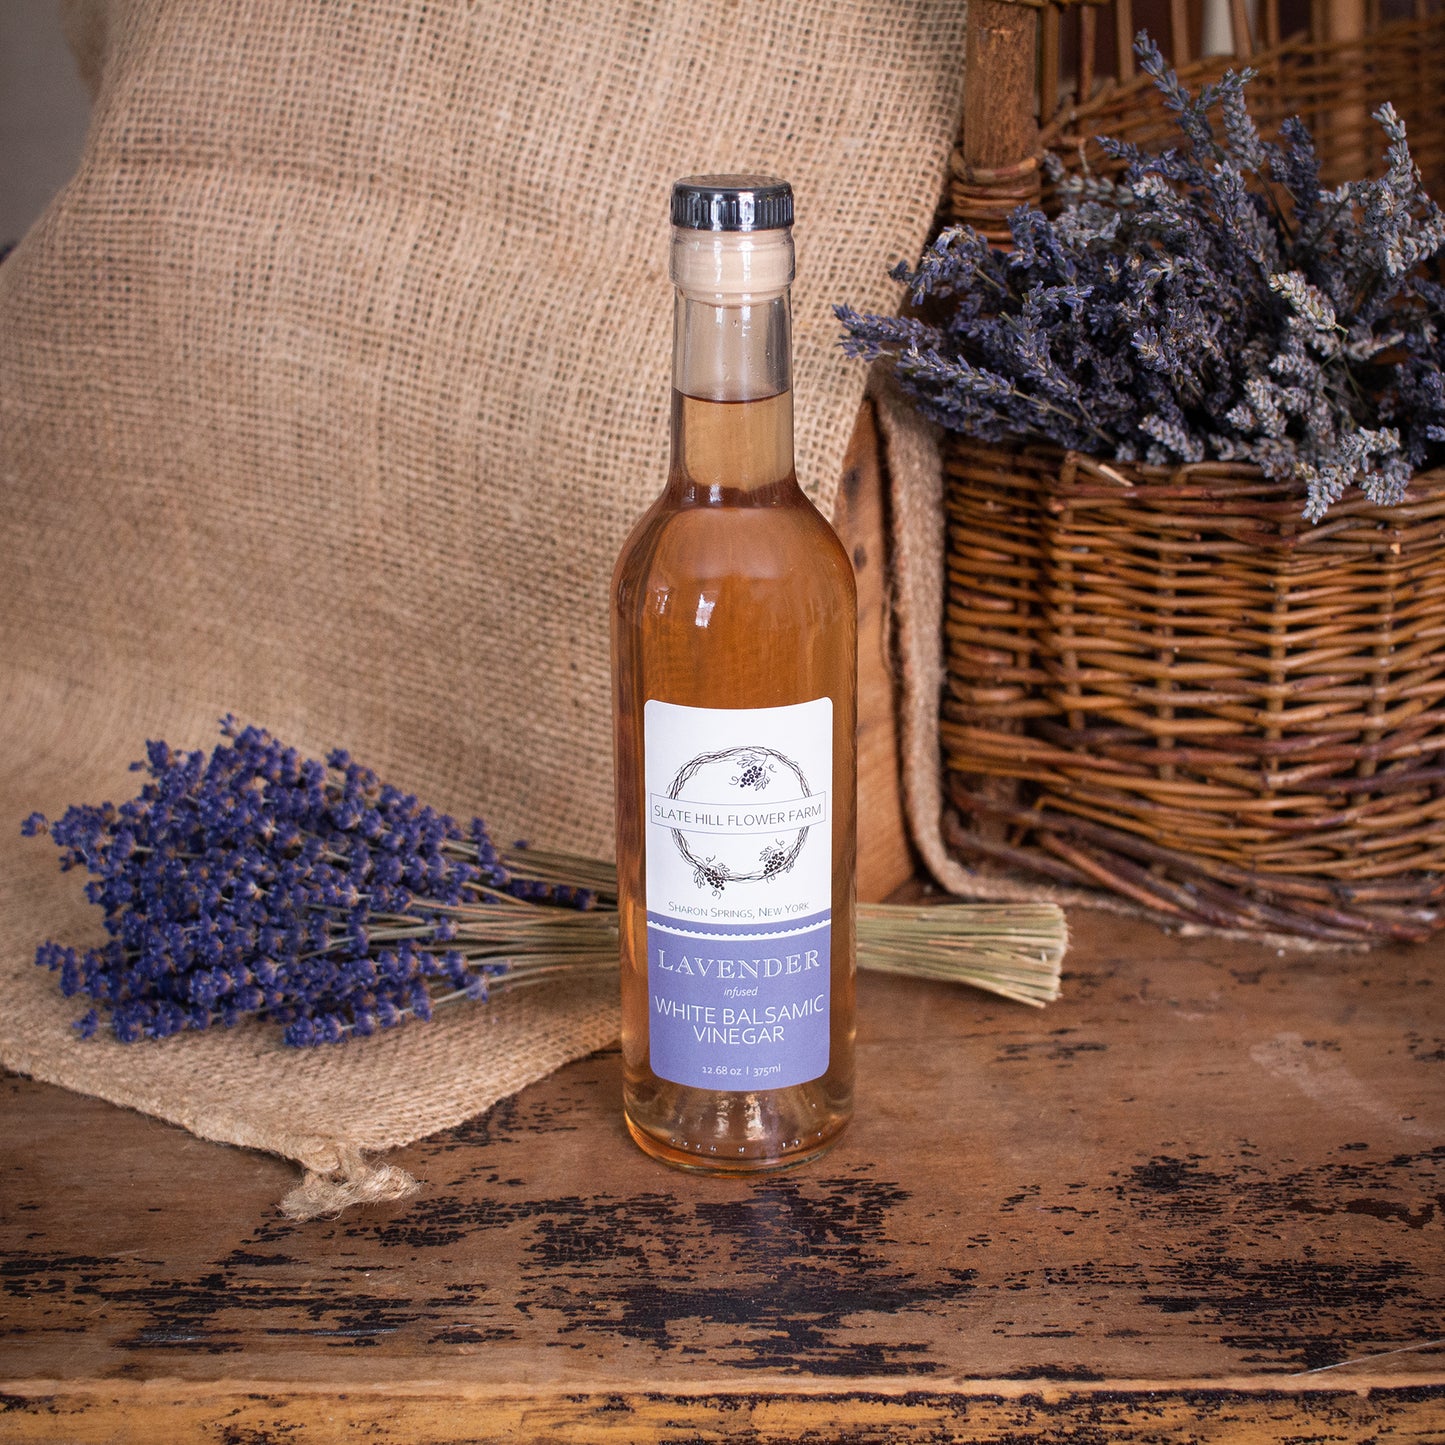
[959,0,1039,170]
[2,908,1442,1442]
[834,400,914,902]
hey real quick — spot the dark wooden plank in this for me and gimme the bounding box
[834,399,915,903]
[2,909,1442,1441]
[0,1382,1442,1443]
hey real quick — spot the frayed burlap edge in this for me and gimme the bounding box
[0,666,623,1221]
[1,963,621,1223]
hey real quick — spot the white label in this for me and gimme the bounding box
[643,697,832,1091]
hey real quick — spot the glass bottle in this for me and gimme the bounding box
[611,175,857,1172]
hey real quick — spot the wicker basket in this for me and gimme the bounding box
[944,449,1445,942]
[940,0,1445,940]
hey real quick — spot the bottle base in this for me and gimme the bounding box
[623,1108,849,1175]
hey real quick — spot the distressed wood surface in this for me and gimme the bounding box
[2,908,1442,1442]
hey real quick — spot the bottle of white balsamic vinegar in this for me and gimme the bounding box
[611,175,857,1171]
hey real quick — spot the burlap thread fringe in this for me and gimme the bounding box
[281,1150,421,1221]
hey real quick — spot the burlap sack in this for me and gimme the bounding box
[0,0,969,1212]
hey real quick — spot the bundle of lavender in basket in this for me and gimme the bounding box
[838,36,1445,520]
[23,721,1066,1046]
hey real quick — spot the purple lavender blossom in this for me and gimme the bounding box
[838,34,1445,520]
[23,719,600,1046]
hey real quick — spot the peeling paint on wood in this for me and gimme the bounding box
[1,909,1441,1441]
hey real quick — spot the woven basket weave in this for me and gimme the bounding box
[949,7,1445,244]
[943,448,1445,942]
[1045,12,1445,194]
[940,0,1445,940]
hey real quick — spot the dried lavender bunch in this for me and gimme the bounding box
[23,719,598,1046]
[25,724,1070,1041]
[838,35,1445,520]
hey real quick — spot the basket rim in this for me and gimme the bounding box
[947,439,1445,520]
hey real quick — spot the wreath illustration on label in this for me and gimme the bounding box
[666,745,814,896]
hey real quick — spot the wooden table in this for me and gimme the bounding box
[2,908,1442,1442]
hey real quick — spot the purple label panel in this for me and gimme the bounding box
[646,912,831,1091]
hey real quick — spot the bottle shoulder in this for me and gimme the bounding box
[614,489,855,604]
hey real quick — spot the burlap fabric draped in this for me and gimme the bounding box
[0,0,969,1213]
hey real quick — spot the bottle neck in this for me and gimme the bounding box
[671,292,793,403]
[669,291,795,502]
[668,225,797,503]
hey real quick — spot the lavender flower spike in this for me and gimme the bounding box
[838,31,1445,519]
[24,720,604,1046]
